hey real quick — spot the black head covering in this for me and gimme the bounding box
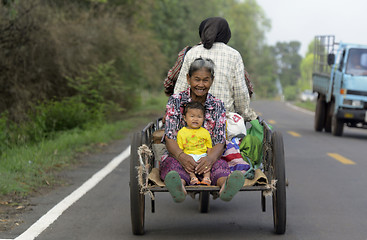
[199,17,231,49]
[198,18,209,38]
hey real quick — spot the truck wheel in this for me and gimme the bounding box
[324,103,332,133]
[325,101,334,132]
[324,115,332,132]
[314,97,326,132]
[331,115,344,136]
[130,132,145,235]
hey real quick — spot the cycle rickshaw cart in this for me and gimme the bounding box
[130,117,286,235]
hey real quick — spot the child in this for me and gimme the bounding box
[177,101,212,186]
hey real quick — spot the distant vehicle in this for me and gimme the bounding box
[312,35,367,137]
[300,90,317,102]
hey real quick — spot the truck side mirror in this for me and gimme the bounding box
[327,53,335,65]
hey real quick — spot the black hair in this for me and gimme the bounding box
[183,101,205,116]
[188,57,215,79]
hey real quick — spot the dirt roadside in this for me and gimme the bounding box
[0,112,163,235]
[0,141,119,233]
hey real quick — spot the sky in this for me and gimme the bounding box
[257,0,367,56]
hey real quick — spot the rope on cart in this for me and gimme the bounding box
[137,144,154,199]
[263,179,277,197]
[263,141,272,172]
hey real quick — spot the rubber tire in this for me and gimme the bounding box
[271,131,286,234]
[130,132,145,235]
[199,192,210,213]
[314,97,326,132]
[331,115,344,136]
[324,102,332,133]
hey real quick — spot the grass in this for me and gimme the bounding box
[0,92,167,197]
[293,100,316,112]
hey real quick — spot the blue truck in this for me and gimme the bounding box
[312,35,367,136]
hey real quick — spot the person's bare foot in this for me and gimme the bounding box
[181,179,187,195]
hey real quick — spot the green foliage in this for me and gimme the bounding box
[0,112,10,154]
[294,101,316,112]
[29,97,102,140]
[0,92,164,196]
[150,0,221,64]
[0,0,280,122]
[283,85,299,101]
[299,53,314,90]
[0,0,166,122]
[307,40,316,55]
[224,0,270,71]
[252,45,278,98]
[273,41,302,87]
[67,62,129,112]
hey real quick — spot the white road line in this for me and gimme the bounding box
[285,102,314,116]
[14,146,131,240]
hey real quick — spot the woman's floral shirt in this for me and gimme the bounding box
[164,88,226,156]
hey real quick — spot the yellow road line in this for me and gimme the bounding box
[268,119,276,125]
[327,153,356,165]
[287,131,301,137]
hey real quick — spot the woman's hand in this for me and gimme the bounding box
[195,155,215,175]
[165,137,198,173]
[178,153,197,174]
[195,143,225,175]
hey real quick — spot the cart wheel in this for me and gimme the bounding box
[271,131,286,234]
[199,192,210,213]
[130,132,145,235]
[314,96,326,132]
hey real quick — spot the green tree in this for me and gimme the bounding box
[150,0,221,64]
[273,41,302,87]
[299,53,314,89]
[298,40,317,90]
[224,0,270,73]
[252,45,278,98]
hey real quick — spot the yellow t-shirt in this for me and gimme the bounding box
[177,127,212,155]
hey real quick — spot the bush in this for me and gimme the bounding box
[0,111,28,155]
[28,97,103,140]
[66,62,129,117]
[0,112,10,154]
[283,85,298,101]
[0,1,166,122]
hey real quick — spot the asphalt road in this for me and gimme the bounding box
[2,100,367,240]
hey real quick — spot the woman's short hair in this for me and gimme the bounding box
[188,57,215,79]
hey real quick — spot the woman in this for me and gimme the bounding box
[161,58,245,203]
[174,17,257,122]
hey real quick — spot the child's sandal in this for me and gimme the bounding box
[190,177,200,185]
[200,177,211,186]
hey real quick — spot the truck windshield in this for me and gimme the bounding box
[346,48,367,76]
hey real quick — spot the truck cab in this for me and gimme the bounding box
[312,36,367,136]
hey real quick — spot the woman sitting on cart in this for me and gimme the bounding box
[161,57,245,203]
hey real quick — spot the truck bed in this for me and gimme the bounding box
[312,72,330,96]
